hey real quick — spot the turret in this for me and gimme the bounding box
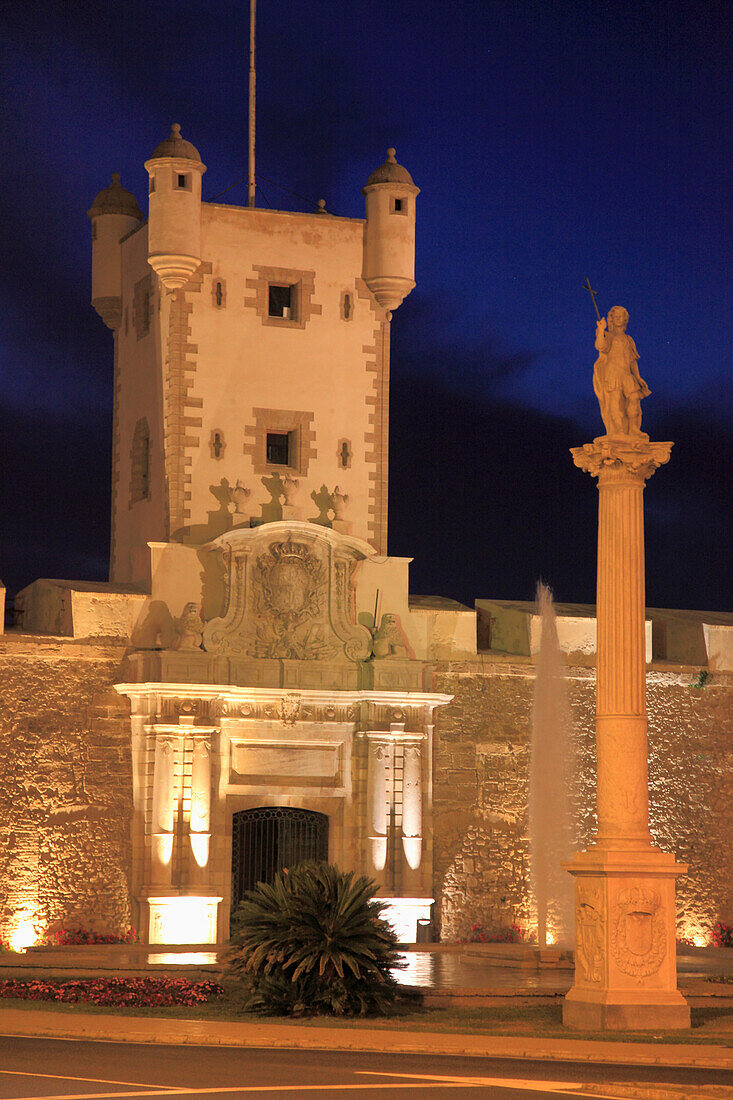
[362,148,419,312]
[144,124,206,290]
[87,174,143,329]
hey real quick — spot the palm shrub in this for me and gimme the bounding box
[224,861,406,1016]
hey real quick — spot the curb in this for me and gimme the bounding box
[1,1009,732,1071]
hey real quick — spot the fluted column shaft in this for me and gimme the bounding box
[572,438,673,850]
[366,736,390,872]
[595,465,650,846]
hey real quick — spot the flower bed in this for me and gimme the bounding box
[466,923,536,944]
[0,977,224,1007]
[41,927,139,947]
[713,922,733,949]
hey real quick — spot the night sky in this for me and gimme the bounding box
[1,0,730,611]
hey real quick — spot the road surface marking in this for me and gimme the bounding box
[0,1079,633,1100]
[0,1069,174,1089]
[360,1071,629,1097]
[0,1081,532,1099]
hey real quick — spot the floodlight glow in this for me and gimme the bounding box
[147,896,221,945]
[9,917,37,953]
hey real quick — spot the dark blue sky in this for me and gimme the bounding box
[1,0,730,609]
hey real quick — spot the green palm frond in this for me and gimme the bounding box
[223,861,407,1017]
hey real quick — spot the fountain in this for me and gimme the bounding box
[529,582,577,949]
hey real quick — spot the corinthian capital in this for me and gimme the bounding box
[571,438,673,482]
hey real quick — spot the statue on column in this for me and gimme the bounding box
[592,306,650,437]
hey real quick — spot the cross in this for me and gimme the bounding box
[582,276,601,321]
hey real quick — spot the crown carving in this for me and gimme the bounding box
[268,538,311,563]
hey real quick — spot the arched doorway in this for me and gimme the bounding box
[231,807,329,915]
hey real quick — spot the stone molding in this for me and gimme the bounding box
[244,264,321,330]
[243,407,316,476]
[357,280,390,553]
[162,266,211,534]
[116,683,452,725]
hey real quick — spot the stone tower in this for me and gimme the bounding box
[88,131,419,587]
[85,130,463,949]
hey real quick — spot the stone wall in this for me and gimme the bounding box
[431,657,733,944]
[0,637,132,944]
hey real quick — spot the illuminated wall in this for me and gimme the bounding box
[0,634,730,949]
[0,638,133,947]
[431,660,733,944]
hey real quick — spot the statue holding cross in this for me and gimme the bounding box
[583,280,650,437]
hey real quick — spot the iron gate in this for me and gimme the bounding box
[231,807,329,911]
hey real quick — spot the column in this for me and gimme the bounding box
[189,734,212,881]
[563,437,689,1031]
[366,736,390,872]
[401,741,423,870]
[151,734,178,885]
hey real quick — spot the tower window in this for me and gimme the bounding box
[268,284,294,320]
[175,172,191,190]
[211,277,227,309]
[266,432,290,466]
[338,439,352,469]
[343,293,351,319]
[149,176,156,194]
[210,430,225,459]
[391,196,407,215]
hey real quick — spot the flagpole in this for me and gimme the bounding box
[248,0,256,208]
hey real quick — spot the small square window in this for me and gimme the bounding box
[268,284,294,320]
[266,432,290,465]
[391,196,407,215]
[176,172,191,190]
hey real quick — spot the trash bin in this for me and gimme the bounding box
[416,918,432,943]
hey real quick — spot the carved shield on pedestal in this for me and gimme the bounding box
[610,886,666,980]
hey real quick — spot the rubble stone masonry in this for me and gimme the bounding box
[0,637,730,946]
[431,657,733,943]
[0,637,132,941]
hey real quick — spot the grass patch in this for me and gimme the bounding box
[2,993,732,1045]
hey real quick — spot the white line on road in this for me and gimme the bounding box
[0,1069,176,1089]
[360,1070,629,1097]
[0,1080,526,1099]
[0,1078,634,1100]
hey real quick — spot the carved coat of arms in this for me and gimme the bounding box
[202,527,372,661]
[610,886,666,980]
[251,538,335,659]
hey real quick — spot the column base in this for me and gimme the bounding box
[563,988,690,1031]
[563,843,690,1031]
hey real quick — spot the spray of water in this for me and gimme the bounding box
[528,582,577,948]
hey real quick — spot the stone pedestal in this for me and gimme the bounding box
[564,436,690,1030]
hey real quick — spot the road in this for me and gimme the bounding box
[0,1038,731,1099]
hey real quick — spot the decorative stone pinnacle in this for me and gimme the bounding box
[571,437,673,481]
[387,147,397,161]
[171,123,181,137]
[112,172,120,184]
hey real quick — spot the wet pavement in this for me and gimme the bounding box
[393,949,733,991]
